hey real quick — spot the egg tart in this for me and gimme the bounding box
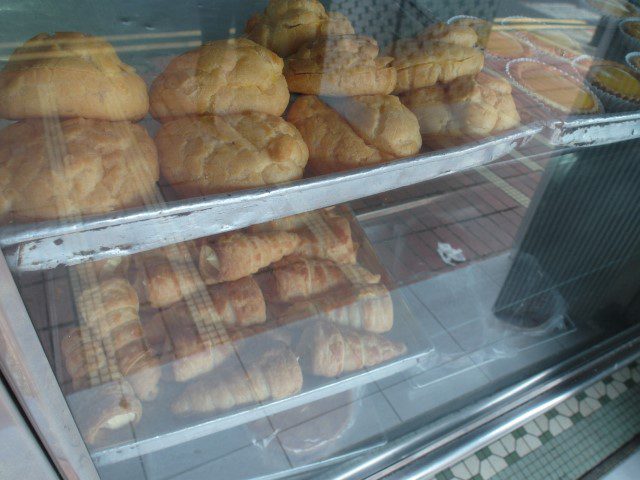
[580,59,640,98]
[623,20,640,39]
[620,19,640,52]
[519,30,582,60]
[573,57,640,110]
[485,31,530,59]
[508,59,601,114]
[586,0,639,17]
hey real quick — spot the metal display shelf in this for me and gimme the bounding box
[0,124,541,272]
[1,110,639,273]
[89,343,433,466]
[60,284,434,466]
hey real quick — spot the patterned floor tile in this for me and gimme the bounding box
[429,360,640,480]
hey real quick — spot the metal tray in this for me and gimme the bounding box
[550,112,640,147]
[89,324,432,467]
[0,124,541,273]
[4,108,640,274]
[36,207,435,466]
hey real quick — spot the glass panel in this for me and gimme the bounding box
[0,0,639,479]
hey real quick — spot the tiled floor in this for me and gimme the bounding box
[357,154,552,286]
[431,360,640,480]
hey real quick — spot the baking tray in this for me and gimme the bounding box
[88,329,431,467]
[3,112,640,275]
[37,208,434,466]
[0,123,541,273]
[550,111,640,147]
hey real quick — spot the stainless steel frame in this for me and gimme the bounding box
[317,327,640,480]
[0,254,100,480]
[550,112,640,148]
[0,377,59,480]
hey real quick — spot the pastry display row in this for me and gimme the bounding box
[50,207,417,447]
[3,0,638,230]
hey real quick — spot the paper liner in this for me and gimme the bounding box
[619,18,640,52]
[516,30,583,63]
[489,17,572,63]
[626,51,640,74]
[590,84,640,111]
[570,55,640,112]
[498,16,583,62]
[506,58,604,116]
[446,14,483,25]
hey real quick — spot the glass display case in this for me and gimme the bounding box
[0,1,639,479]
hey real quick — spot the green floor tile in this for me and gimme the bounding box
[433,364,640,480]
[540,431,553,444]
[477,447,491,461]
[513,427,526,439]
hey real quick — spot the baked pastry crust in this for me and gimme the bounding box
[284,35,397,96]
[263,259,380,303]
[519,30,582,59]
[76,278,161,401]
[401,72,520,147]
[274,283,394,333]
[155,113,308,197]
[71,380,142,445]
[199,230,300,284]
[246,0,354,57]
[0,118,159,222]
[207,276,267,327]
[574,57,640,102]
[0,32,148,121]
[509,60,600,114]
[60,327,108,390]
[419,22,479,47]
[623,20,640,39]
[150,38,290,119]
[287,95,421,174]
[449,17,492,47]
[133,246,201,309]
[386,23,478,60]
[171,343,302,415]
[485,31,530,59]
[158,302,235,382]
[296,321,406,377]
[288,208,358,264]
[390,41,484,94]
[586,0,639,17]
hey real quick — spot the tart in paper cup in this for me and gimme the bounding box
[493,16,582,62]
[517,29,584,62]
[619,18,640,52]
[506,58,604,116]
[580,0,640,19]
[484,30,532,61]
[571,55,640,111]
[626,51,640,73]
